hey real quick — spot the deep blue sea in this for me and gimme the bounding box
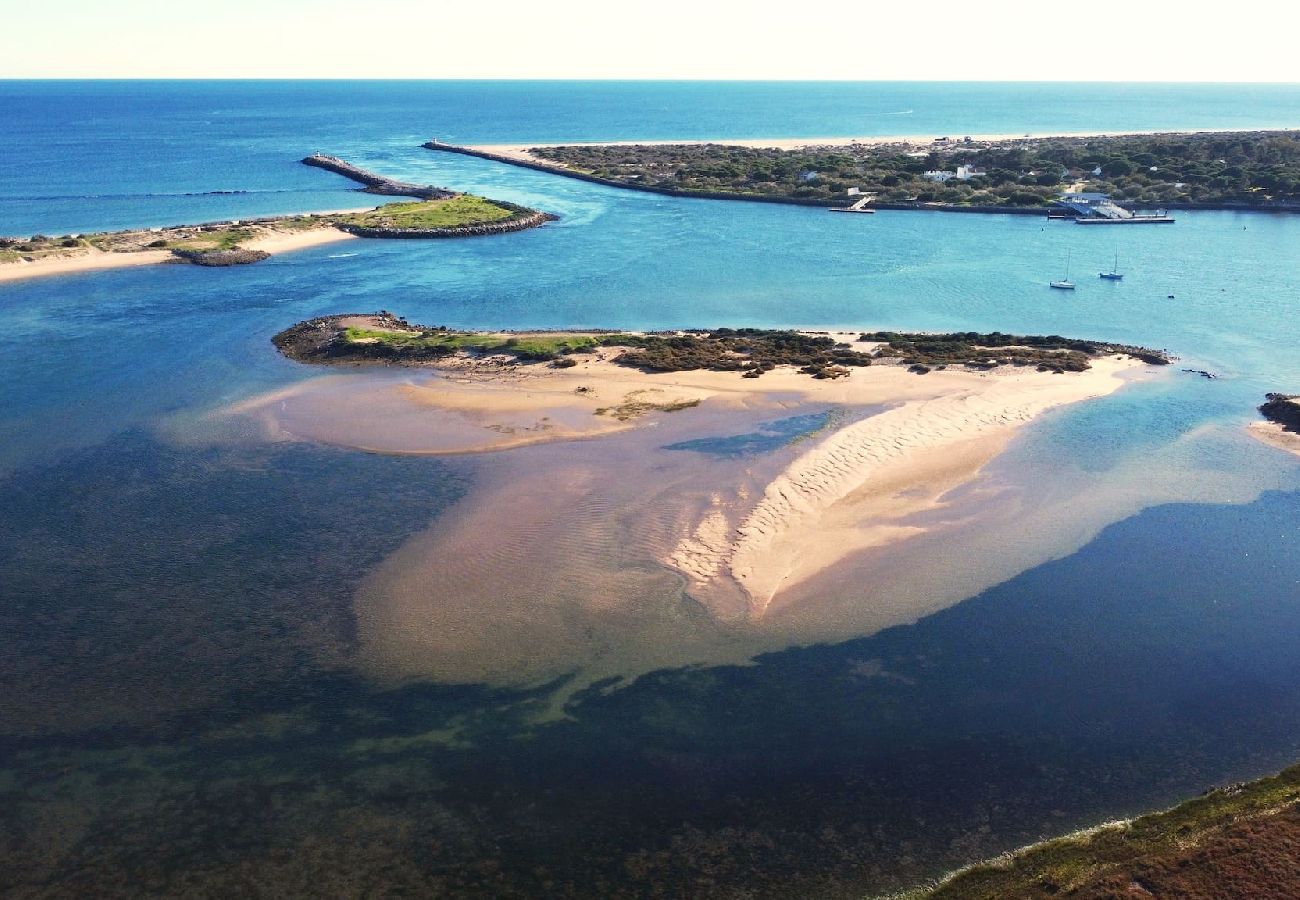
[2,81,1299,897]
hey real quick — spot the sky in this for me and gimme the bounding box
[2,0,1298,81]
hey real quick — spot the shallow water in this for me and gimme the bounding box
[2,82,1300,896]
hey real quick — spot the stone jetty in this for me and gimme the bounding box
[302,154,457,200]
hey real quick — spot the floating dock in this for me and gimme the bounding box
[1074,215,1175,225]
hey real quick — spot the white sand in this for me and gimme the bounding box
[242,227,355,255]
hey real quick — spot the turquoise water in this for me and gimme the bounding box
[2,82,1300,896]
[4,80,1300,233]
[664,411,838,457]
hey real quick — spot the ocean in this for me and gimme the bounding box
[2,81,1299,897]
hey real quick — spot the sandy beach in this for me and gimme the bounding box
[0,247,178,283]
[0,225,355,284]
[241,226,356,255]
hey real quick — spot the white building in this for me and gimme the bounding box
[923,170,956,183]
[955,165,986,181]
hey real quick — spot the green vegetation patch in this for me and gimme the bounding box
[165,228,257,252]
[901,765,1300,900]
[276,316,1170,378]
[534,130,1300,209]
[333,196,515,231]
[601,328,873,378]
[341,327,597,361]
[860,331,1104,372]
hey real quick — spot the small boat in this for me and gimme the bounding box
[1099,249,1123,280]
[1050,250,1076,290]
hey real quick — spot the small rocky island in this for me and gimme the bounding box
[272,312,1170,378]
[1248,393,1300,458]
[1260,393,1300,433]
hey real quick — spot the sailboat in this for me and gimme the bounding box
[1050,250,1075,290]
[1099,248,1123,280]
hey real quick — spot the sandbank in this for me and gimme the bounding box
[0,225,355,284]
[669,354,1140,614]
[1248,421,1300,458]
[231,345,1148,628]
[325,348,1161,690]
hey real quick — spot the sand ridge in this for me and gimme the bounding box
[666,356,1141,614]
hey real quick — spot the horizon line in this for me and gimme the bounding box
[3,77,1300,85]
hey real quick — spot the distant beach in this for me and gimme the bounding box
[468,125,1300,159]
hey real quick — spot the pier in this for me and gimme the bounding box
[829,196,876,214]
[1056,191,1175,225]
[301,154,457,200]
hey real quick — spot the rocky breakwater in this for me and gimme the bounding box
[171,247,271,267]
[301,154,457,200]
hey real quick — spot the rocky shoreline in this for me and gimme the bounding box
[273,313,1172,378]
[171,247,272,267]
[1259,393,1300,433]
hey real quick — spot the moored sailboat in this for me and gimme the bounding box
[1100,249,1123,280]
[1050,250,1075,290]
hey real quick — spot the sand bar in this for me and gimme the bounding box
[214,319,1175,688]
[0,247,178,283]
[233,339,1150,625]
[1249,421,1300,458]
[0,225,355,284]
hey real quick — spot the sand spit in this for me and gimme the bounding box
[672,356,1139,614]
[0,226,355,284]
[0,247,177,283]
[1249,421,1300,458]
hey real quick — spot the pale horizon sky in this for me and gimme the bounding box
[3,0,1299,82]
